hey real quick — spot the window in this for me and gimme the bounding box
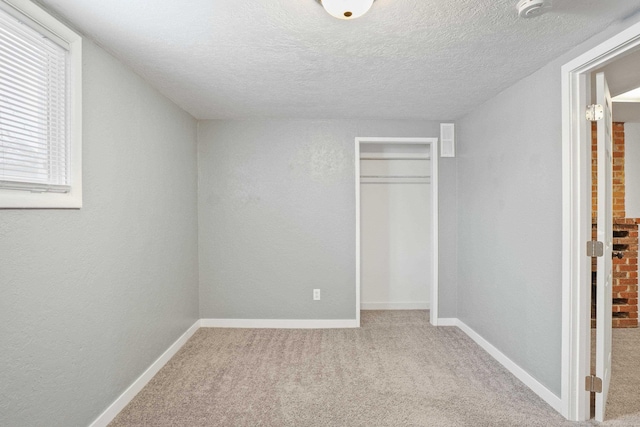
[0,0,81,208]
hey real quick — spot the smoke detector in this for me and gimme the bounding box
[517,0,546,18]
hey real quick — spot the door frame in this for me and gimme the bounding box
[561,20,640,421]
[355,137,439,326]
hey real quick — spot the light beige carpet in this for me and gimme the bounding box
[109,311,639,426]
[601,325,640,425]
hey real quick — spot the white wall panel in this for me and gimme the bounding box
[361,181,431,309]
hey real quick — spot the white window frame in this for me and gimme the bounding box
[0,0,82,208]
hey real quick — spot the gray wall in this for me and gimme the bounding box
[456,63,563,395]
[439,149,458,317]
[0,39,199,427]
[625,123,640,218]
[455,12,640,398]
[197,119,457,319]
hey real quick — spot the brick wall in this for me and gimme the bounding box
[592,122,626,220]
[612,220,639,328]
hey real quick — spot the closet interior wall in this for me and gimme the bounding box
[359,143,432,310]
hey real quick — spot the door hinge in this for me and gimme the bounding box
[585,375,603,393]
[586,104,604,121]
[587,240,604,257]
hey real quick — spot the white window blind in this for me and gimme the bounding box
[0,6,70,193]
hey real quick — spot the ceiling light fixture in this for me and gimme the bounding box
[320,0,374,20]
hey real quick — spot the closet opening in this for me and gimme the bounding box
[355,137,439,326]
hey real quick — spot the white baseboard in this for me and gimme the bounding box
[361,302,429,310]
[434,317,458,326]
[454,319,563,415]
[200,318,358,329]
[88,320,201,427]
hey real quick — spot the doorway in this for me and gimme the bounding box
[355,137,439,326]
[587,53,640,421]
[562,20,640,422]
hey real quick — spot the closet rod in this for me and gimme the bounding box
[359,157,430,160]
[361,182,429,184]
[360,175,430,178]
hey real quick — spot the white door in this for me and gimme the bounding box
[595,71,613,422]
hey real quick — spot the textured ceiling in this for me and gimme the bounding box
[37,0,640,120]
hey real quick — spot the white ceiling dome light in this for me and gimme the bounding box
[517,0,546,18]
[321,0,374,20]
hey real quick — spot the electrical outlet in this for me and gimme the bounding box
[313,289,321,301]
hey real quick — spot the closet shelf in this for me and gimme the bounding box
[360,156,430,160]
[360,176,431,184]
